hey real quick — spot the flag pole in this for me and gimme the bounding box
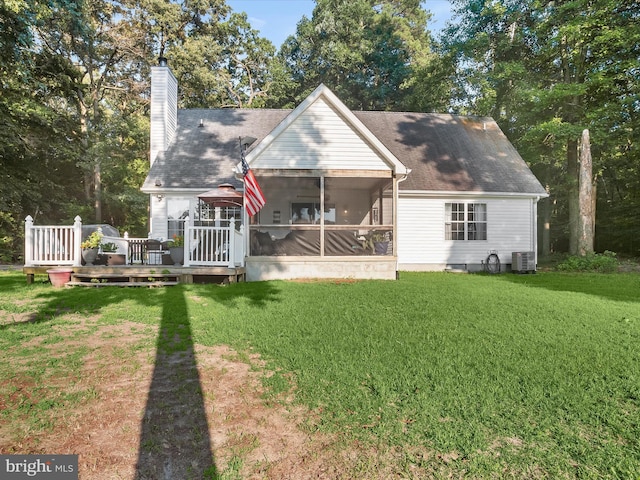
[239,136,264,217]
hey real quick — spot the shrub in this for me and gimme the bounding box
[81,231,103,249]
[556,251,619,273]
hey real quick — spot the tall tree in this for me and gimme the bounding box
[27,0,276,227]
[134,0,278,109]
[169,11,278,108]
[0,0,283,259]
[277,0,434,111]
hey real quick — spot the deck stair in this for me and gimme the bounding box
[68,272,180,287]
[24,265,246,286]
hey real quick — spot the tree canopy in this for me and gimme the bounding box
[274,0,437,110]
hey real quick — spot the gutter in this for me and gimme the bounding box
[399,189,549,199]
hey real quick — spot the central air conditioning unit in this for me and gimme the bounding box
[512,251,536,273]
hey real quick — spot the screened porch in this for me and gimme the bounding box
[248,173,395,258]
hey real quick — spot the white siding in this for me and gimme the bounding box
[149,194,167,239]
[398,195,536,270]
[150,66,178,166]
[252,98,391,171]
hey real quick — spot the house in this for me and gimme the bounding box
[142,62,547,281]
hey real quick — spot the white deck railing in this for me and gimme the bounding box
[24,215,245,268]
[183,217,244,268]
[24,215,82,266]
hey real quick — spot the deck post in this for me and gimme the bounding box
[123,232,130,264]
[237,224,245,267]
[228,218,235,268]
[73,216,83,266]
[183,216,191,267]
[24,216,34,267]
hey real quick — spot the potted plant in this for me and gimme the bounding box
[371,232,389,255]
[81,231,103,265]
[168,234,184,265]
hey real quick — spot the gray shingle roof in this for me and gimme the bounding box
[354,111,547,194]
[143,108,546,195]
[143,109,290,191]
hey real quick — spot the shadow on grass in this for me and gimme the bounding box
[496,271,640,303]
[0,274,219,477]
[6,275,279,480]
[136,285,216,479]
[199,280,282,309]
[0,278,161,329]
[0,270,34,294]
[1,272,285,478]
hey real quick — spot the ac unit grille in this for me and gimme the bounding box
[512,251,536,272]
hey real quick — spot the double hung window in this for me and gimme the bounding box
[445,203,487,241]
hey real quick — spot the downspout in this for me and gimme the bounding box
[394,169,411,264]
[532,196,540,265]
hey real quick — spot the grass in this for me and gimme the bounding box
[1,270,639,477]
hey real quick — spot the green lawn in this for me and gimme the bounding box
[1,270,639,478]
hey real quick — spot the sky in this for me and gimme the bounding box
[227,0,454,48]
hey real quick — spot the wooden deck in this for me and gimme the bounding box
[24,265,246,287]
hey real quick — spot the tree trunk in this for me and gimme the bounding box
[92,82,102,224]
[577,128,594,255]
[94,159,102,223]
[567,138,579,254]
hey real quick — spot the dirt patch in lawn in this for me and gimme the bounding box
[0,319,397,479]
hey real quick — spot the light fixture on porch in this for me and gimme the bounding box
[156,194,164,201]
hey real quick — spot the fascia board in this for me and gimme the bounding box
[399,190,550,199]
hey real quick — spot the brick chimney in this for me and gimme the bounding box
[150,57,177,166]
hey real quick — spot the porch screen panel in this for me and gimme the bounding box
[249,176,321,256]
[249,175,392,257]
[324,176,393,256]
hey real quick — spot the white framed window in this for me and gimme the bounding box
[445,203,487,241]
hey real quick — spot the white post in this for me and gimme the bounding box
[238,224,245,267]
[73,216,83,266]
[228,218,235,268]
[24,216,34,267]
[244,206,250,261]
[183,216,191,267]
[124,232,130,264]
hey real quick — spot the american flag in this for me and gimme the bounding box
[241,152,265,217]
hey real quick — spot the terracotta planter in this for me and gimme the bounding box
[47,269,72,287]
